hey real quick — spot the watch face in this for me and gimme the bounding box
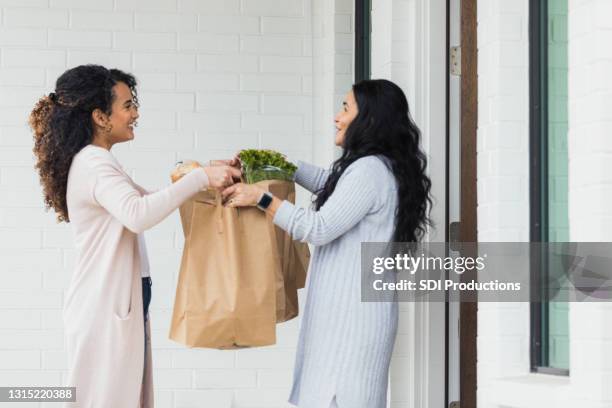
[258,192,273,209]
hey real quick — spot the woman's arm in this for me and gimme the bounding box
[133,182,159,196]
[272,158,380,246]
[91,160,208,234]
[293,160,330,193]
[222,157,385,246]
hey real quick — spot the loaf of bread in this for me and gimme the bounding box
[171,160,201,183]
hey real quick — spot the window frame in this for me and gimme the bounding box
[529,0,570,377]
[355,0,371,82]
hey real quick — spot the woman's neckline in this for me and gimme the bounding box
[87,144,111,152]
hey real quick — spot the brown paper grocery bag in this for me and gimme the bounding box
[260,181,310,320]
[169,180,309,349]
[266,182,307,322]
[293,236,310,290]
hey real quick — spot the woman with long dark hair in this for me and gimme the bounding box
[223,79,432,408]
[29,64,240,407]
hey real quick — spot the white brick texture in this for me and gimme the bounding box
[477,0,612,407]
[566,0,612,406]
[476,0,535,406]
[0,1,313,407]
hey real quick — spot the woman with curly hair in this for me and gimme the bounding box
[29,64,240,407]
[222,79,432,408]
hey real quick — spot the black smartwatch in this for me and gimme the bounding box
[256,192,273,211]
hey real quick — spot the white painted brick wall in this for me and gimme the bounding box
[566,0,612,406]
[476,0,530,243]
[0,0,313,407]
[476,0,534,406]
[478,0,612,407]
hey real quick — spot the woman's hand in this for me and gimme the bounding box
[221,183,264,207]
[209,152,241,170]
[203,165,242,189]
[228,151,241,169]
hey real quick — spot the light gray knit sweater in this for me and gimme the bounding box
[273,155,399,408]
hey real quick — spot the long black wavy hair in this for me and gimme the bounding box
[314,79,432,242]
[29,64,138,223]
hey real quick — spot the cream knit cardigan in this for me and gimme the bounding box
[63,144,208,407]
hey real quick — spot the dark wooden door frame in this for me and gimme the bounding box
[459,0,478,407]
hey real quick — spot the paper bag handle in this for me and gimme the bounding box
[215,192,224,234]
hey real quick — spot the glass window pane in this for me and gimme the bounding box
[545,0,569,371]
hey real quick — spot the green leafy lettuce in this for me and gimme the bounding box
[238,149,297,184]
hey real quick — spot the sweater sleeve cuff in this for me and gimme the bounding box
[272,200,295,231]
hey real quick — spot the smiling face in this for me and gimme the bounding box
[108,81,139,143]
[334,90,359,147]
[92,81,139,149]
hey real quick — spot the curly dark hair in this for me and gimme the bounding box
[314,79,433,242]
[29,65,137,223]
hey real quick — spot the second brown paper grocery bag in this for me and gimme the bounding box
[169,180,310,349]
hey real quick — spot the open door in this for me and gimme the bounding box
[447,0,478,407]
[446,0,461,405]
[446,0,479,407]
[459,0,478,406]
[360,0,474,406]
